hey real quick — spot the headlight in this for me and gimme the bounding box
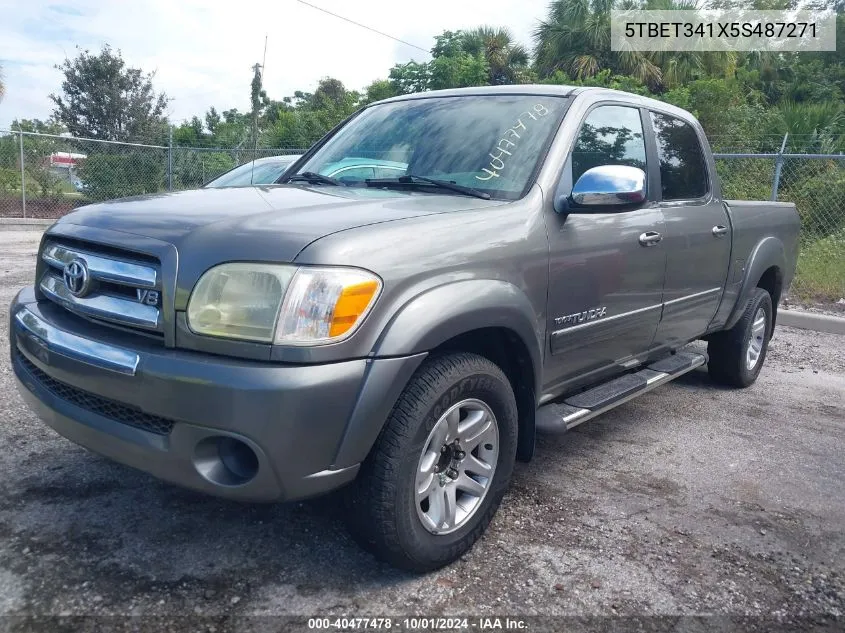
[186,263,381,345]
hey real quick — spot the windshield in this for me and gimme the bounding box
[205,156,299,188]
[293,95,570,200]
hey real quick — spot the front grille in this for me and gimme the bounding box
[40,240,163,336]
[16,352,175,436]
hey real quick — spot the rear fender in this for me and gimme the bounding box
[724,236,785,331]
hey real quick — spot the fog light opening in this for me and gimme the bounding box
[218,437,259,482]
[193,436,259,487]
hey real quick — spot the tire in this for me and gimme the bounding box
[344,352,518,572]
[708,287,773,388]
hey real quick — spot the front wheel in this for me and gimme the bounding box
[708,287,773,388]
[344,352,518,572]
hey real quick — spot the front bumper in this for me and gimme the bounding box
[10,287,426,502]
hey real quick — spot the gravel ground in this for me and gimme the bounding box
[0,229,843,632]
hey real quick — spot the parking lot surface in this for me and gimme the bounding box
[1,229,843,628]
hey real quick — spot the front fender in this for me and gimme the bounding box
[724,236,786,331]
[330,280,544,469]
[374,279,544,397]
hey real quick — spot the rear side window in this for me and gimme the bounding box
[650,112,708,200]
[571,105,647,184]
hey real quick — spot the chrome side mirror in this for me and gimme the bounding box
[567,165,647,210]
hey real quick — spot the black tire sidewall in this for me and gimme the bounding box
[393,360,517,566]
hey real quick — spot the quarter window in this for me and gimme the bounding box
[571,106,647,184]
[650,112,708,200]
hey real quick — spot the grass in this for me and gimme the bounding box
[793,230,845,302]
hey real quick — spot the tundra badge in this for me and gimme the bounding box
[554,307,607,328]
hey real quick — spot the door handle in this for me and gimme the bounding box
[712,225,729,237]
[638,231,663,247]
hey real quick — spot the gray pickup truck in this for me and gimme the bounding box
[10,85,799,571]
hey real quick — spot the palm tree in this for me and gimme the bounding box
[533,0,734,89]
[462,27,532,85]
[0,64,5,102]
[777,100,844,152]
[534,0,662,87]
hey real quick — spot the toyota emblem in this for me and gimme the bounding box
[63,259,91,297]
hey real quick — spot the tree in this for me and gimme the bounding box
[50,45,169,142]
[0,64,5,103]
[2,118,71,197]
[205,107,222,136]
[363,79,397,104]
[462,27,532,85]
[534,0,662,88]
[534,0,739,90]
[429,51,489,90]
[389,61,432,94]
[388,28,531,95]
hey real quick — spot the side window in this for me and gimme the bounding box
[650,112,708,200]
[571,105,647,184]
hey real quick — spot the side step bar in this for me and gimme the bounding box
[536,351,707,434]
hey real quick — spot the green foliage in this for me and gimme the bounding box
[363,80,397,104]
[459,27,532,85]
[429,53,489,90]
[0,168,20,193]
[389,26,531,94]
[78,153,165,200]
[173,151,234,189]
[776,101,845,141]
[50,45,168,143]
[533,0,662,89]
[786,168,845,240]
[659,78,777,150]
[542,69,651,95]
[716,158,774,201]
[389,61,433,95]
[794,229,845,302]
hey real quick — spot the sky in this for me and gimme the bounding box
[0,0,550,131]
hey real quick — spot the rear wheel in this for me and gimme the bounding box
[708,287,773,388]
[345,352,518,572]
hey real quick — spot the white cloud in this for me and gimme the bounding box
[0,0,548,132]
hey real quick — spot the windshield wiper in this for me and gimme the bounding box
[365,174,491,200]
[288,171,343,186]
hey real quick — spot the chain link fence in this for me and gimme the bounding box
[1,129,843,306]
[0,129,304,219]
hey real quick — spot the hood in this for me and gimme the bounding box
[56,185,501,264]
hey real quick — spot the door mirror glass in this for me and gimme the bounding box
[568,165,646,209]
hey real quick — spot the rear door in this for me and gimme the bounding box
[543,103,667,396]
[647,110,732,349]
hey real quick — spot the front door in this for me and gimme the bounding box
[543,104,667,397]
[647,110,732,349]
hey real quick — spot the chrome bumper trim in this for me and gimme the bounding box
[14,307,140,376]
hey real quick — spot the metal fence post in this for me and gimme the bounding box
[771,133,788,201]
[167,126,174,191]
[18,127,26,218]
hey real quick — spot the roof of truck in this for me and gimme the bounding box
[373,84,580,104]
[370,84,699,127]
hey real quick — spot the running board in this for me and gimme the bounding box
[536,351,707,434]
